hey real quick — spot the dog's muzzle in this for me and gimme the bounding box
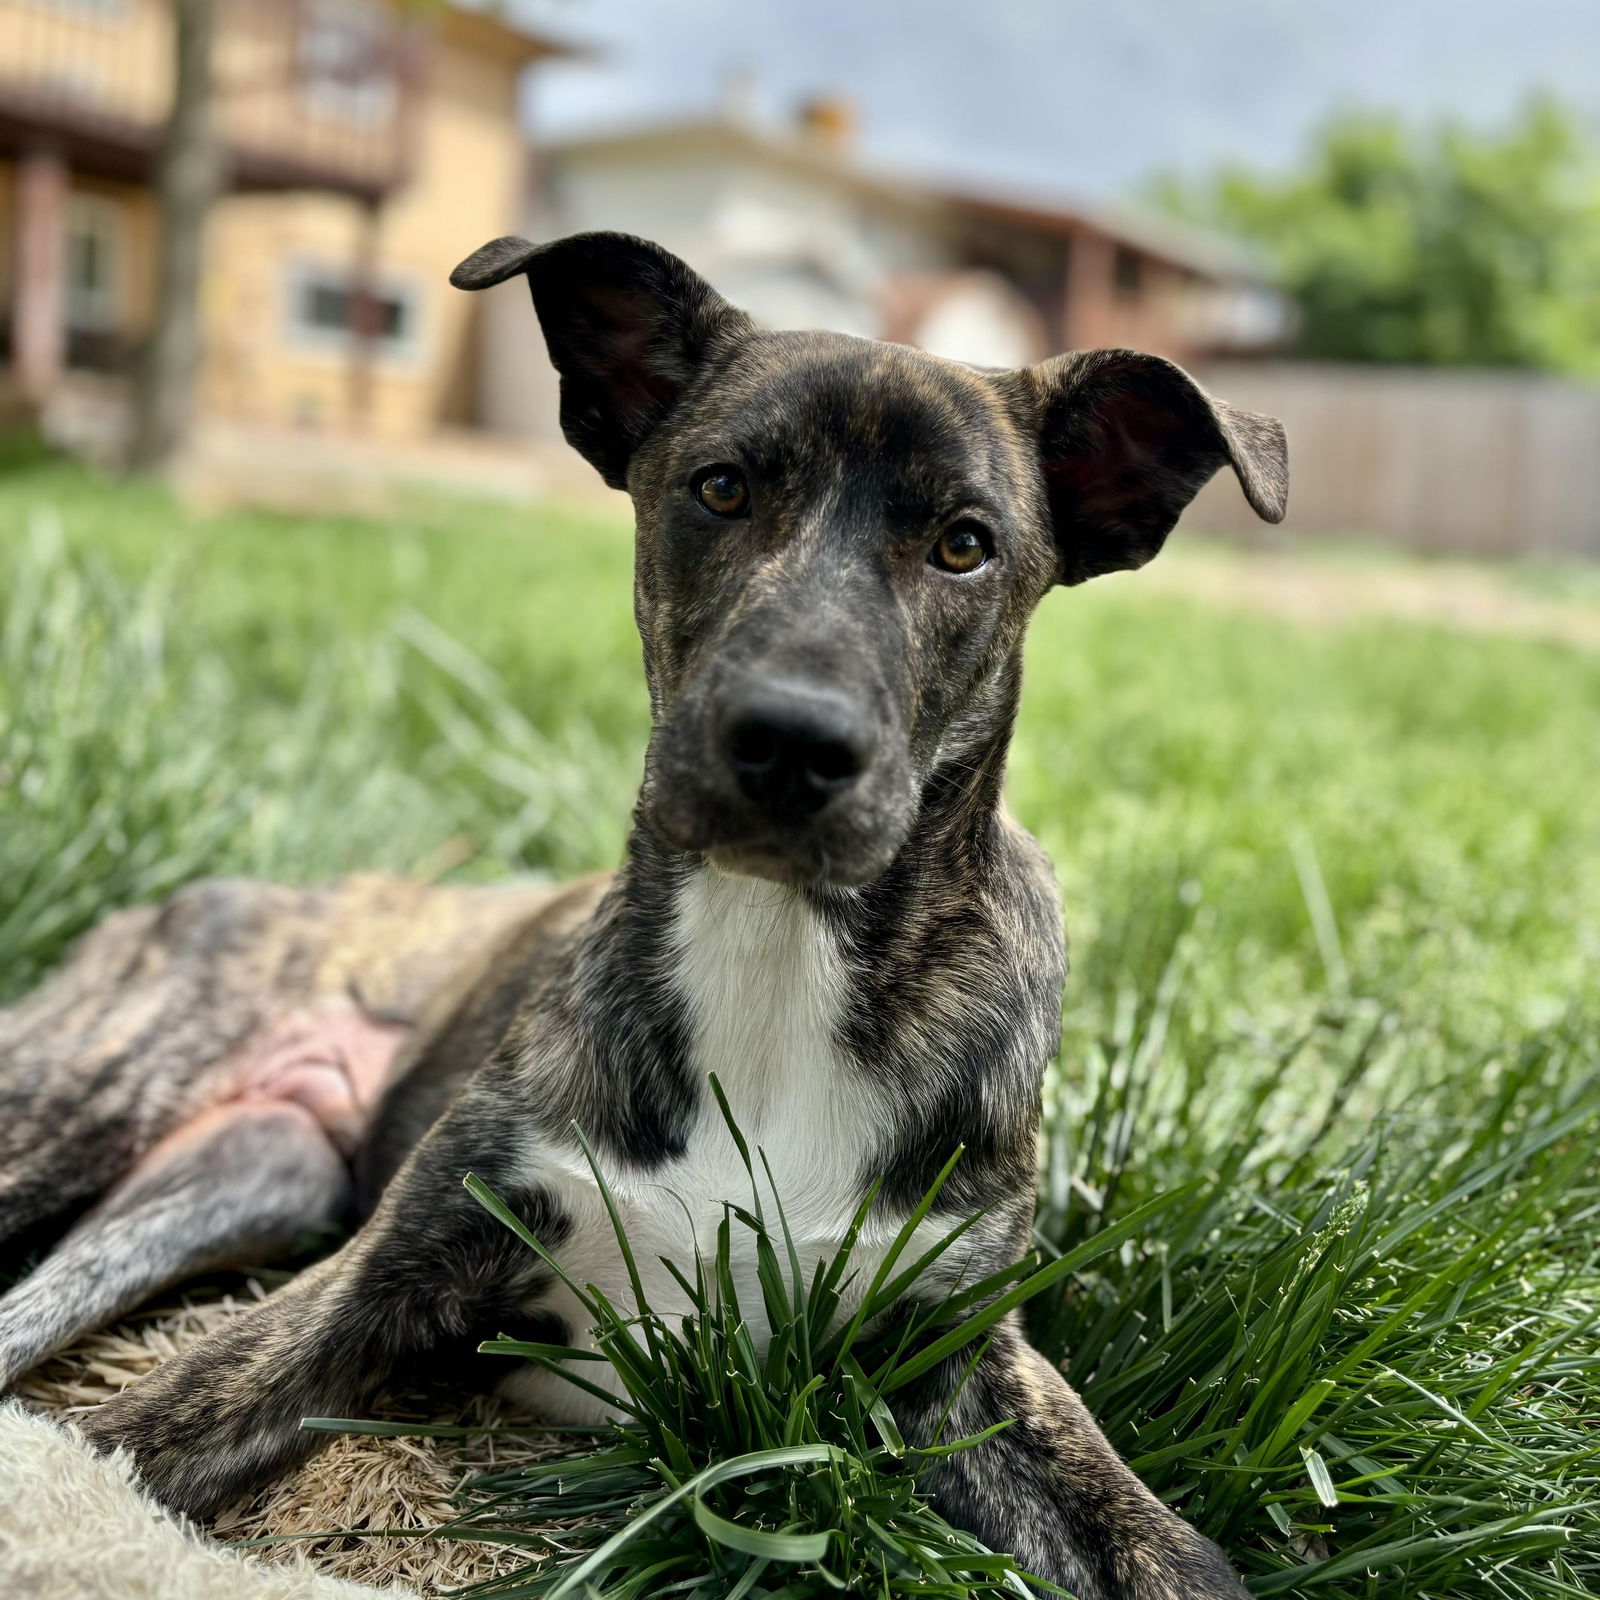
[648,658,911,887]
[717,679,873,827]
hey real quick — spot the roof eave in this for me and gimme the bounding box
[944,187,1266,283]
[441,2,589,65]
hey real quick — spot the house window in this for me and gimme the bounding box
[299,0,398,126]
[286,261,421,361]
[1113,246,1144,297]
[65,194,123,332]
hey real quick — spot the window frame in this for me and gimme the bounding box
[282,257,426,370]
[63,191,127,334]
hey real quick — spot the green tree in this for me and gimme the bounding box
[1160,99,1600,375]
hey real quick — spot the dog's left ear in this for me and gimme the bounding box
[1021,350,1288,585]
[451,231,752,489]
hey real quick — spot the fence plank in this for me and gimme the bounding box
[1186,362,1600,559]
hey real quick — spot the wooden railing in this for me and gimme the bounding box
[0,0,418,199]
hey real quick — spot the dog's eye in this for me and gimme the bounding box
[692,466,750,518]
[929,522,992,574]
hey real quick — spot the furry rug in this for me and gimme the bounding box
[8,1279,566,1596]
[0,1402,401,1600]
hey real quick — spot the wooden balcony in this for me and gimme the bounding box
[0,0,418,201]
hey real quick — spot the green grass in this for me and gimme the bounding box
[2,460,1597,1597]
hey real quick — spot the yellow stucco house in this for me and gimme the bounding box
[0,0,568,443]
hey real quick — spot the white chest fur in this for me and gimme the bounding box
[670,864,870,1211]
[502,866,911,1419]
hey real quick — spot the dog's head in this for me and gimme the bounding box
[454,232,1287,889]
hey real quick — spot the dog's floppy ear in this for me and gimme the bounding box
[1022,349,1287,585]
[451,232,752,489]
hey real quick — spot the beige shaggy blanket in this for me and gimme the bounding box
[0,1402,404,1600]
[4,1279,563,1598]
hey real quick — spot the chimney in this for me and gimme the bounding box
[796,94,857,156]
[720,65,758,126]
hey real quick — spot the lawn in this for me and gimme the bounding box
[2,458,1597,1598]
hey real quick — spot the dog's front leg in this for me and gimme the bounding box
[76,1244,387,1517]
[900,1315,1247,1600]
[76,1115,559,1519]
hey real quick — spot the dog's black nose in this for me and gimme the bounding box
[719,682,873,821]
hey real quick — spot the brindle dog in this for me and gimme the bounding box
[0,232,1287,1599]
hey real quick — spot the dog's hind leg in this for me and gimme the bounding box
[0,1098,350,1390]
[0,874,564,1257]
[0,985,423,1388]
[0,881,344,1253]
[0,874,570,1387]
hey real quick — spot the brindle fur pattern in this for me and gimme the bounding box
[0,231,1286,1599]
[0,875,560,1247]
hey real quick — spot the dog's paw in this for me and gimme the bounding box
[76,1380,298,1520]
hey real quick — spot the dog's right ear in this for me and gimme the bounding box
[451,232,752,489]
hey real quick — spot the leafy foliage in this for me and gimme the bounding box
[1159,98,1600,373]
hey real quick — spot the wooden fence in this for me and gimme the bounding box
[1185,361,1600,559]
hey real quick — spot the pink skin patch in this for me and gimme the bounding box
[230,998,411,1158]
[105,999,411,1198]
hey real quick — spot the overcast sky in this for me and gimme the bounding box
[512,0,1600,201]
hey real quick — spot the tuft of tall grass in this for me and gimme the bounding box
[309,1092,1197,1600]
[1031,949,1600,1597]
